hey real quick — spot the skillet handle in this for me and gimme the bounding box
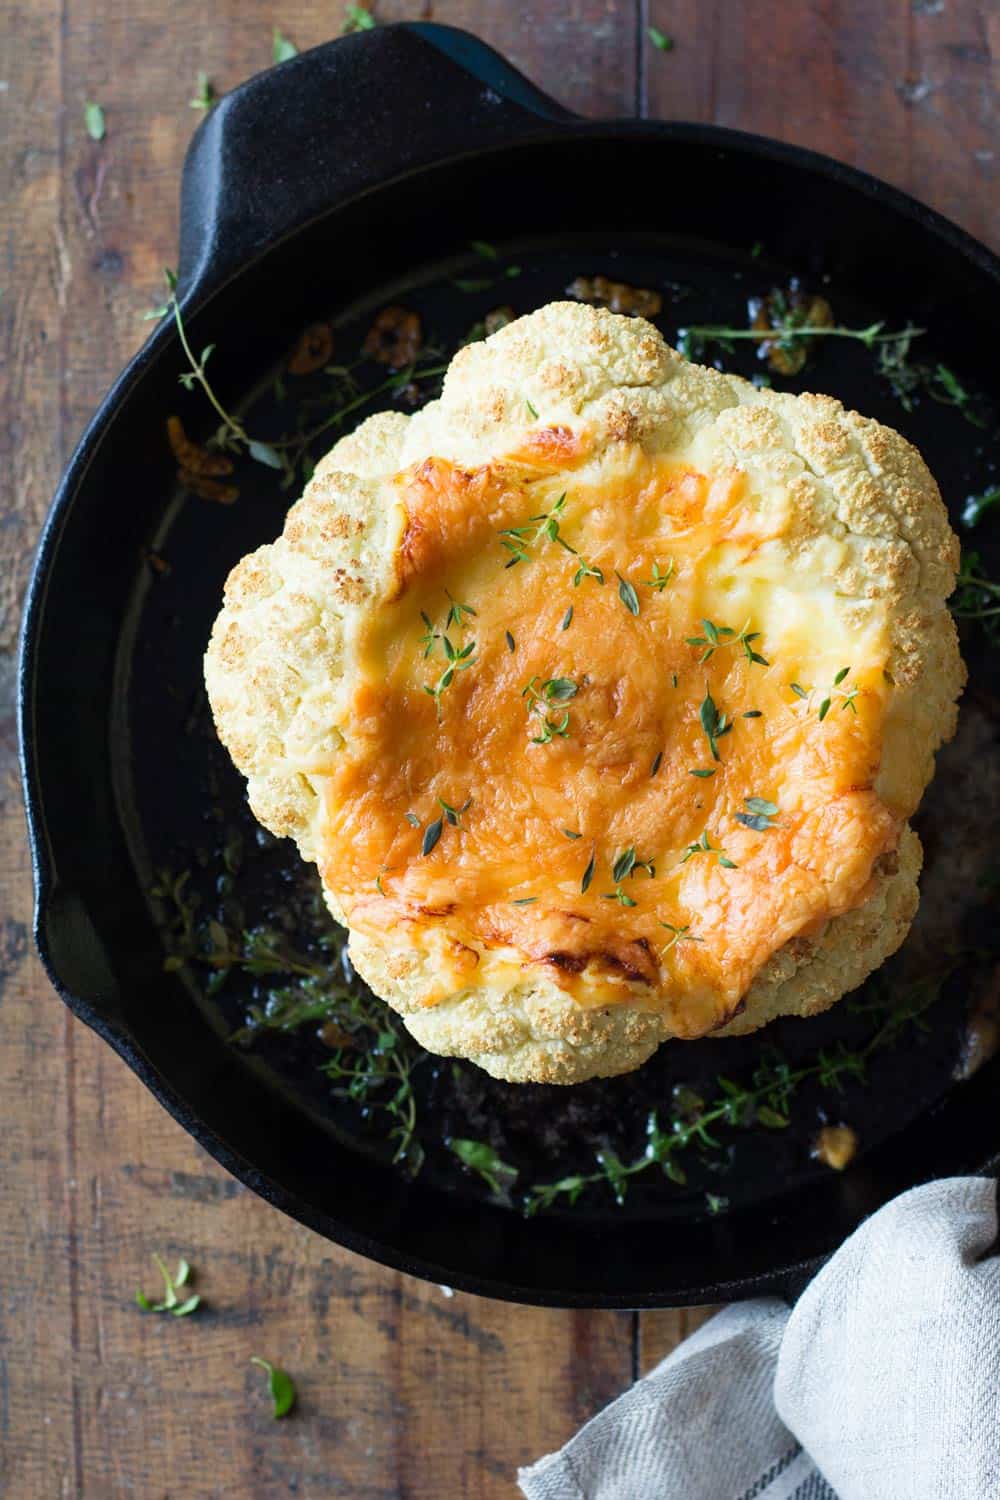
[177,22,575,301]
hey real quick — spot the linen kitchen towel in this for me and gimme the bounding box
[519,1178,1000,1500]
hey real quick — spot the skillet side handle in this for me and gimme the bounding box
[177,22,575,302]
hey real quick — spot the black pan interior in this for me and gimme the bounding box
[28,131,1000,1304]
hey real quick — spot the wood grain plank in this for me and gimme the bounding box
[644,0,1000,251]
[0,1,80,1494]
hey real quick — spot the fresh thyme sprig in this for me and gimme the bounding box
[498,493,606,587]
[448,1139,518,1200]
[523,675,579,744]
[678,318,922,359]
[523,966,954,1214]
[645,560,675,592]
[686,619,768,667]
[424,636,476,718]
[680,830,737,868]
[153,871,427,1171]
[611,846,656,881]
[499,492,573,565]
[160,274,448,484]
[659,922,701,954]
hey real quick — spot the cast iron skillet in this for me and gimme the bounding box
[18,22,1000,1307]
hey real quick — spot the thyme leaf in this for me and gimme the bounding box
[645,559,675,591]
[342,2,376,31]
[448,1139,518,1198]
[616,572,641,615]
[84,101,106,141]
[273,28,298,61]
[136,1254,201,1317]
[250,1357,296,1418]
[698,692,732,761]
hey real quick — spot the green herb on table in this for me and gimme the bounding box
[343,2,376,31]
[273,28,298,62]
[448,1139,518,1198]
[648,25,674,50]
[84,101,106,141]
[135,1253,201,1316]
[189,72,217,112]
[250,1357,296,1418]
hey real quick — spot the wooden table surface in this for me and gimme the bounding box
[2,1,998,1494]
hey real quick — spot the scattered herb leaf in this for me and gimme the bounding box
[342,2,376,31]
[84,101,106,141]
[272,28,298,62]
[136,1253,201,1317]
[616,572,640,616]
[448,1139,518,1198]
[189,72,217,112]
[250,1357,296,1418]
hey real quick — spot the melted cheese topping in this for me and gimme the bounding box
[318,442,898,1038]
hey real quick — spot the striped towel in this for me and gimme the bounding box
[519,1178,1000,1500]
